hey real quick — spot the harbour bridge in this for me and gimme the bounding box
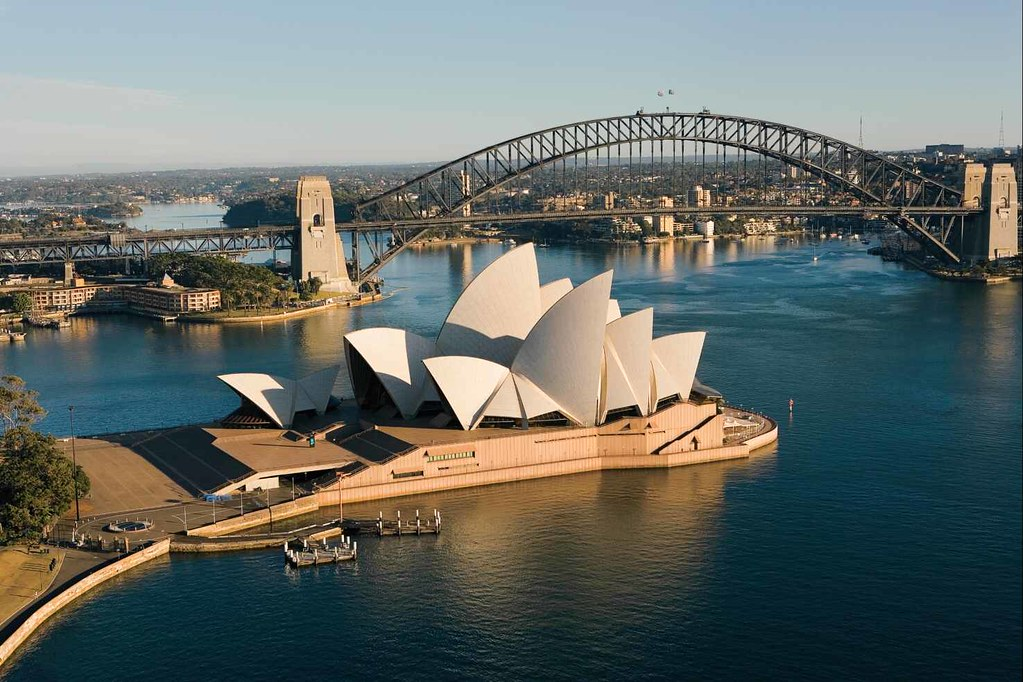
[3,111,1015,289]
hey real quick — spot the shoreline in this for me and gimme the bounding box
[0,406,777,666]
[0,540,170,668]
[178,292,391,324]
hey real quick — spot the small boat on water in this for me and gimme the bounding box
[26,316,69,329]
[503,238,517,246]
[860,238,871,245]
[642,236,659,244]
[1,329,26,342]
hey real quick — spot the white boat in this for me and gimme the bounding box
[1,329,26,342]
[503,238,517,246]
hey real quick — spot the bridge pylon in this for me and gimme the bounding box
[951,163,1019,262]
[294,176,355,293]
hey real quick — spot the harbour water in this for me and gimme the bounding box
[1,238,1020,679]
[118,202,227,232]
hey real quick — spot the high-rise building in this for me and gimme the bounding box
[592,192,616,210]
[652,196,675,235]
[688,186,712,208]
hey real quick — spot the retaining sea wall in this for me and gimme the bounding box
[184,495,319,537]
[318,442,756,505]
[0,539,171,667]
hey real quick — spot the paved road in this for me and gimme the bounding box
[63,486,306,546]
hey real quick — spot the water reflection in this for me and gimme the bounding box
[5,238,1018,440]
[3,235,1020,681]
[265,443,778,632]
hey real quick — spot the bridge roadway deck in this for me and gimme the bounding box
[347,204,977,230]
[0,203,977,265]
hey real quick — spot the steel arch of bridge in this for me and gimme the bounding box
[352,112,966,279]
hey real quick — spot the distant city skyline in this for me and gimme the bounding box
[0,0,1020,175]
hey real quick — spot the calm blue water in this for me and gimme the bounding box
[119,202,226,231]
[1,238,1020,680]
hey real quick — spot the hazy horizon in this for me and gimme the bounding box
[1,0,1020,176]
[2,141,1017,181]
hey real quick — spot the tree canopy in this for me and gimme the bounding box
[222,189,359,227]
[148,254,287,310]
[0,292,33,314]
[0,376,89,543]
[0,375,45,432]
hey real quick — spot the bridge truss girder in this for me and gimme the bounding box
[0,228,295,266]
[352,112,966,277]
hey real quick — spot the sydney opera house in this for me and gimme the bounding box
[197,244,776,503]
[344,243,708,431]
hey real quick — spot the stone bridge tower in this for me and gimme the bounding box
[294,176,354,292]
[956,163,1019,262]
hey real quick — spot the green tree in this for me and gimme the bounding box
[0,377,88,543]
[0,427,81,543]
[0,375,46,433]
[9,292,32,314]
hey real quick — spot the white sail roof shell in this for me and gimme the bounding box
[511,373,562,419]
[219,373,296,428]
[424,356,509,430]
[651,332,706,404]
[511,271,613,426]
[601,352,633,423]
[296,365,340,414]
[540,278,573,313]
[650,354,676,409]
[436,243,542,366]
[606,299,622,323]
[602,308,653,418]
[483,374,525,421]
[344,328,437,419]
[219,366,339,428]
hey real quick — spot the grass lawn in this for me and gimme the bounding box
[0,546,65,625]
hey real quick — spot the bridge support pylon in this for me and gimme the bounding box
[952,162,1019,262]
[294,176,355,293]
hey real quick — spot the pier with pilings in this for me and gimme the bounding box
[284,535,357,567]
[339,509,442,537]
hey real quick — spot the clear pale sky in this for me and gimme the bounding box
[0,0,1020,174]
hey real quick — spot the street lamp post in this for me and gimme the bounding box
[68,405,80,524]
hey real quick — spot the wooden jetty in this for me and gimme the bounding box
[284,535,357,568]
[341,509,442,537]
